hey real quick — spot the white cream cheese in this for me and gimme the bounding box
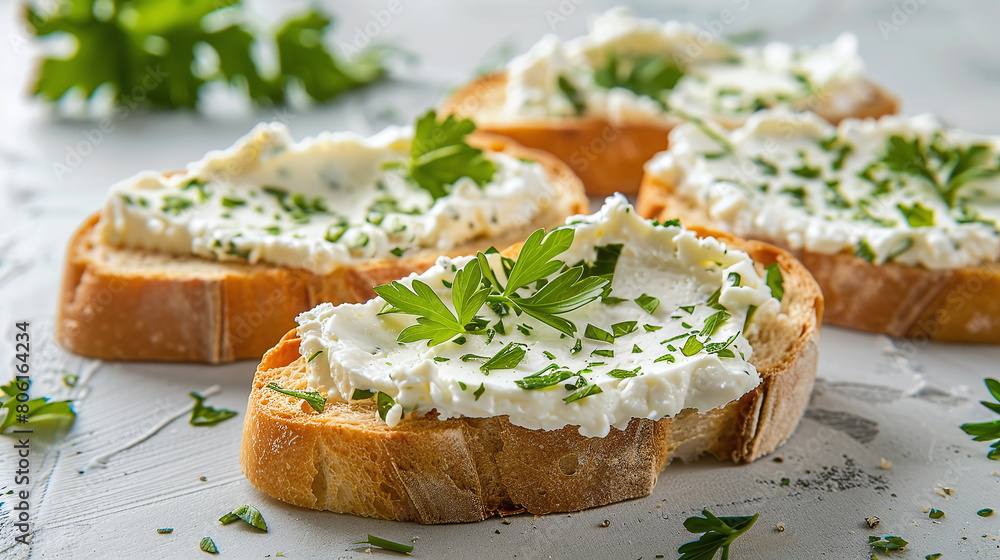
[648,109,1000,269]
[100,123,559,274]
[297,196,780,438]
[501,7,874,127]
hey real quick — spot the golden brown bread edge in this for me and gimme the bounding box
[441,71,899,198]
[55,134,590,363]
[240,231,823,523]
[637,174,1000,343]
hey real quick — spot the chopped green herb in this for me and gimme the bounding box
[571,339,582,355]
[219,504,267,531]
[855,239,877,263]
[543,350,556,360]
[632,344,643,354]
[390,247,405,257]
[585,324,615,344]
[563,383,603,404]
[266,382,325,413]
[764,263,784,302]
[928,509,944,519]
[307,350,323,363]
[679,305,695,314]
[62,373,78,388]
[351,389,375,400]
[978,508,994,517]
[752,157,778,176]
[654,354,675,363]
[643,324,663,332]
[162,195,194,215]
[898,202,935,227]
[780,478,790,486]
[868,535,908,553]
[220,196,246,208]
[606,368,638,378]
[681,336,704,357]
[157,528,173,534]
[200,536,219,554]
[700,310,731,337]
[594,53,683,105]
[355,534,413,554]
[375,391,396,421]
[188,392,237,427]
[960,378,1000,459]
[634,293,660,314]
[473,383,486,401]
[611,321,638,337]
[516,365,574,390]
[677,509,758,560]
[591,349,614,358]
[479,342,527,374]
[557,75,586,115]
[790,164,821,179]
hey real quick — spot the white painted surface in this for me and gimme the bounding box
[2,1,1000,558]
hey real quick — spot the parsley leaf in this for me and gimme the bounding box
[199,537,219,554]
[189,392,237,427]
[855,240,877,263]
[516,365,574,390]
[897,202,935,227]
[764,263,784,302]
[408,110,497,200]
[960,378,1000,460]
[635,293,660,314]
[594,53,683,105]
[266,383,325,413]
[26,3,387,110]
[868,535,908,553]
[681,336,704,357]
[479,342,527,374]
[0,379,75,436]
[558,75,586,115]
[219,504,267,531]
[563,383,603,404]
[678,509,758,560]
[700,310,731,338]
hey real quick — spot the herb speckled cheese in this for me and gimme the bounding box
[502,7,875,127]
[297,196,781,438]
[648,109,1000,269]
[101,123,558,274]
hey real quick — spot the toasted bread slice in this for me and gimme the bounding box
[442,72,898,198]
[240,230,822,523]
[637,174,1000,343]
[56,134,588,363]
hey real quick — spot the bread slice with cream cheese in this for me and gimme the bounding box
[56,116,588,363]
[637,109,1000,342]
[240,196,823,522]
[442,8,898,197]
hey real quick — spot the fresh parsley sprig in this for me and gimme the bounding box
[677,509,758,560]
[960,378,1000,460]
[376,228,610,346]
[26,2,389,111]
[405,111,497,200]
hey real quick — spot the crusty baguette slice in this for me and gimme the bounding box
[441,71,899,198]
[55,134,589,363]
[240,230,823,523]
[637,174,1000,343]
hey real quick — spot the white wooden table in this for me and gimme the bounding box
[3,1,1000,558]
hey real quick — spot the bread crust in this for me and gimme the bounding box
[240,232,823,523]
[637,174,1000,343]
[55,134,589,363]
[442,71,898,197]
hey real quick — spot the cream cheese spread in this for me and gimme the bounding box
[298,196,781,437]
[100,123,559,274]
[648,109,1000,269]
[501,7,874,127]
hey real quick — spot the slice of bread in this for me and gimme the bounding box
[442,71,898,198]
[56,134,588,363]
[637,174,1000,343]
[240,230,823,523]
